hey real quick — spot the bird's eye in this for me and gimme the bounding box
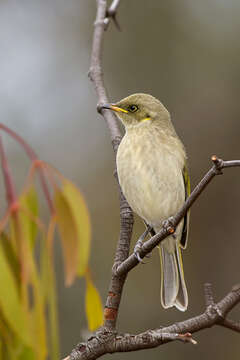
[128,104,138,113]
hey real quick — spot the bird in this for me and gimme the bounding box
[100,93,190,311]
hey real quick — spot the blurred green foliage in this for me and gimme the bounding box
[0,128,103,359]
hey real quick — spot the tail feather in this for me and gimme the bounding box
[159,239,188,311]
[175,244,188,311]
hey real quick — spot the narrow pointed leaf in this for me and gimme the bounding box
[19,187,38,247]
[0,241,32,347]
[61,181,91,277]
[0,233,19,283]
[42,218,60,360]
[18,346,35,360]
[85,274,103,331]
[54,180,91,285]
[22,234,47,359]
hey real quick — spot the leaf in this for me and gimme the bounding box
[18,346,35,360]
[1,226,47,359]
[0,309,13,346]
[40,220,60,360]
[19,186,39,247]
[47,265,60,360]
[85,273,103,331]
[4,337,35,360]
[0,241,32,347]
[54,180,91,285]
[9,186,39,286]
[0,233,19,284]
[24,238,47,360]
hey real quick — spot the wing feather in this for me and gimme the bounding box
[180,164,190,249]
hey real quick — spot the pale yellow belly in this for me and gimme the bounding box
[117,135,185,229]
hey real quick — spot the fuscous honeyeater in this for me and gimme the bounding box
[101,93,190,311]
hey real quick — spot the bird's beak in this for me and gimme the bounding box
[100,103,128,113]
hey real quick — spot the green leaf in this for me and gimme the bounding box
[0,233,19,284]
[0,241,32,347]
[3,337,35,360]
[0,228,47,359]
[85,273,103,331]
[18,346,35,360]
[23,238,47,360]
[54,180,91,285]
[40,221,60,360]
[19,187,38,247]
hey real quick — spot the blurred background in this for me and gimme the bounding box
[0,0,240,359]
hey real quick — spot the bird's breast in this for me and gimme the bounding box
[116,129,186,227]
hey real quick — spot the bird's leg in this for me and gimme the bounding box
[143,221,155,256]
[162,216,175,235]
[134,224,153,263]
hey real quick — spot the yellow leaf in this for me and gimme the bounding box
[19,187,39,247]
[54,180,91,285]
[18,346,35,360]
[24,238,47,359]
[0,233,19,284]
[5,219,47,359]
[0,241,32,347]
[9,187,39,287]
[85,273,103,331]
[40,220,60,360]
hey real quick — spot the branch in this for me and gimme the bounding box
[105,0,121,30]
[89,0,134,329]
[68,284,240,360]
[220,319,240,333]
[89,0,122,143]
[114,156,240,276]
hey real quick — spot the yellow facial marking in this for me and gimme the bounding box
[110,105,128,113]
[140,117,151,122]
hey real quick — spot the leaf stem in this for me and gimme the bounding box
[0,134,17,206]
[0,123,54,214]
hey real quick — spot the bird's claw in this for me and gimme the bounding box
[162,217,175,234]
[134,251,145,263]
[134,241,145,263]
[133,225,153,263]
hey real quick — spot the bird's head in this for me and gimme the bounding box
[100,93,171,129]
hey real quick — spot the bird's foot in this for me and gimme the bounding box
[134,241,145,263]
[162,217,175,235]
[134,225,153,263]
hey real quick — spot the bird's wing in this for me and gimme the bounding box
[180,163,190,249]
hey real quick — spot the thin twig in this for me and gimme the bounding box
[89,0,122,142]
[220,319,240,333]
[104,0,121,30]
[0,134,17,205]
[108,0,121,16]
[0,123,54,213]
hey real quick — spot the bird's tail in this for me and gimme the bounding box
[159,238,188,311]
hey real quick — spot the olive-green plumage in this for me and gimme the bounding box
[102,93,190,311]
